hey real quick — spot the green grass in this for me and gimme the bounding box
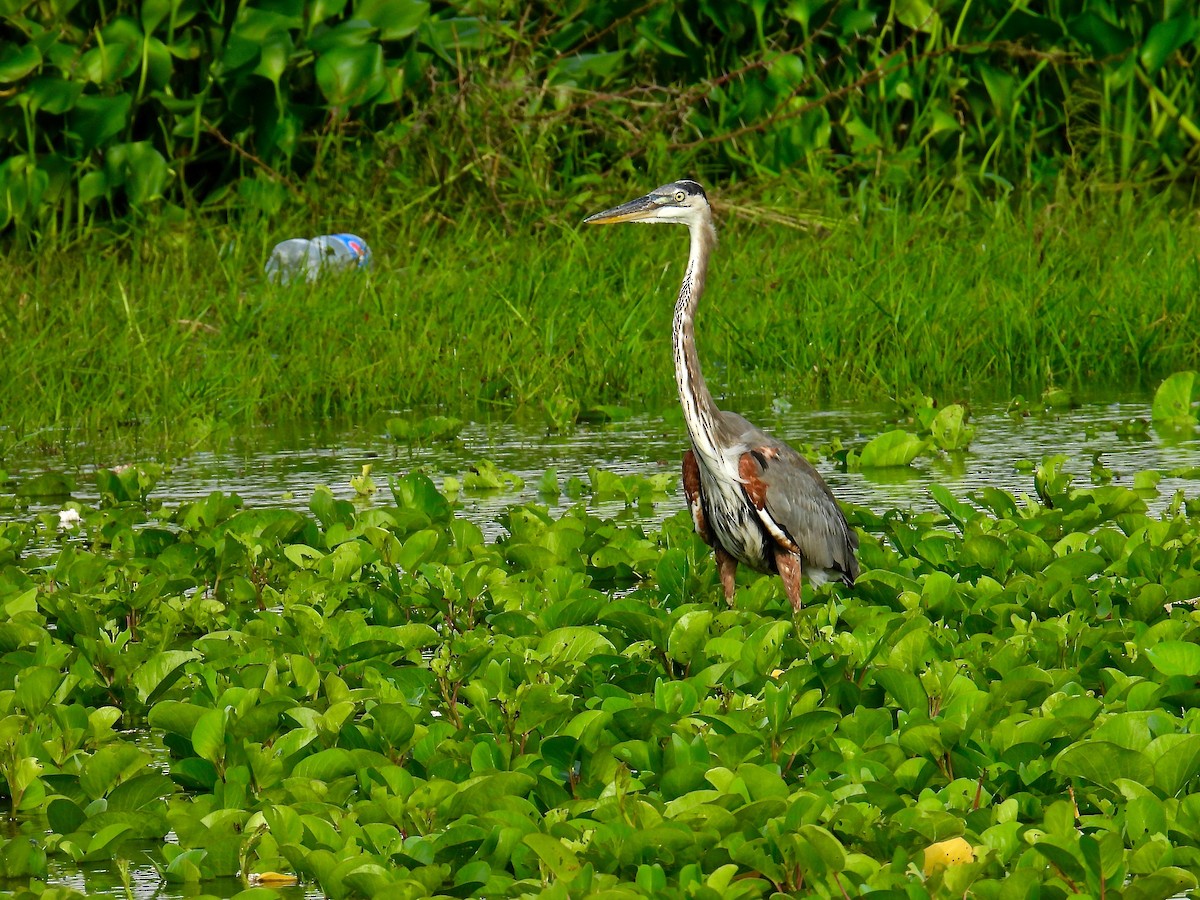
[3,180,1199,457]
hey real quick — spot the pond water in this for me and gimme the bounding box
[15,390,1200,899]
[12,391,1200,536]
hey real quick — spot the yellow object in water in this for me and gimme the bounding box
[248,872,301,886]
[923,837,975,875]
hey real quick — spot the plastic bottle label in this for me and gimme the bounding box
[330,234,369,267]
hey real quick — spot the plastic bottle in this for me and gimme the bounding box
[264,233,372,284]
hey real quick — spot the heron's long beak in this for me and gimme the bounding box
[583,193,657,224]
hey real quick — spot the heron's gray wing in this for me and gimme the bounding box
[717,412,860,583]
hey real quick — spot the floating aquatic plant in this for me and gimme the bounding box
[2,412,1200,897]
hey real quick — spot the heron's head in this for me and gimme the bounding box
[584,180,711,228]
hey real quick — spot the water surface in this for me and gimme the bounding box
[16,393,1197,532]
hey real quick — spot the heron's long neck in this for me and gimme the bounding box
[673,217,721,460]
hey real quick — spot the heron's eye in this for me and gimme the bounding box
[674,190,686,202]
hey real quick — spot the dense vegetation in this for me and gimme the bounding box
[4,415,1200,898]
[1,0,1198,236]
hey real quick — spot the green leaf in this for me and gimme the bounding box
[79,744,151,800]
[293,747,359,780]
[106,773,176,810]
[857,430,925,468]
[895,0,939,32]
[1123,868,1198,900]
[14,666,63,714]
[930,404,973,451]
[740,621,790,679]
[1151,734,1200,796]
[191,708,228,765]
[70,94,132,152]
[356,0,429,39]
[147,701,208,738]
[667,610,712,665]
[47,797,86,835]
[537,627,615,663]
[1069,11,1135,58]
[523,833,582,881]
[84,823,135,860]
[1144,641,1200,678]
[104,142,170,206]
[131,650,198,705]
[315,44,385,107]
[23,76,83,114]
[140,0,173,34]
[1140,16,1198,75]
[368,703,415,748]
[873,667,928,712]
[1053,740,1153,787]
[14,470,73,498]
[1151,372,1196,426]
[0,41,41,82]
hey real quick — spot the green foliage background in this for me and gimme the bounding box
[1,0,1199,236]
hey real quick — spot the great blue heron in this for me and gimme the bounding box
[584,179,859,610]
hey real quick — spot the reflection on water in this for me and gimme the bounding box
[48,857,320,900]
[10,393,1200,899]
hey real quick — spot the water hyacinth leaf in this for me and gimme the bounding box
[132,650,199,705]
[191,708,228,765]
[24,76,84,114]
[148,700,208,738]
[14,666,63,714]
[106,773,176,810]
[0,41,41,82]
[140,0,172,34]
[1042,551,1106,586]
[523,833,583,881]
[1151,734,1200,796]
[537,626,615,663]
[14,471,73,498]
[740,620,790,679]
[292,747,359,780]
[1143,641,1200,678]
[315,44,385,107]
[164,847,205,882]
[857,430,925,468]
[895,0,938,32]
[1123,869,1199,900]
[1140,16,1198,75]
[1070,11,1135,58]
[923,836,974,875]
[667,610,712,665]
[80,33,141,84]
[368,704,415,748]
[931,404,973,450]
[463,459,524,491]
[79,744,151,800]
[70,94,132,152]
[398,529,439,570]
[82,823,136,861]
[1151,372,1196,426]
[1053,740,1153,787]
[356,0,429,39]
[47,797,86,836]
[873,667,927,713]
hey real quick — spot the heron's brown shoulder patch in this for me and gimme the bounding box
[739,452,769,509]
